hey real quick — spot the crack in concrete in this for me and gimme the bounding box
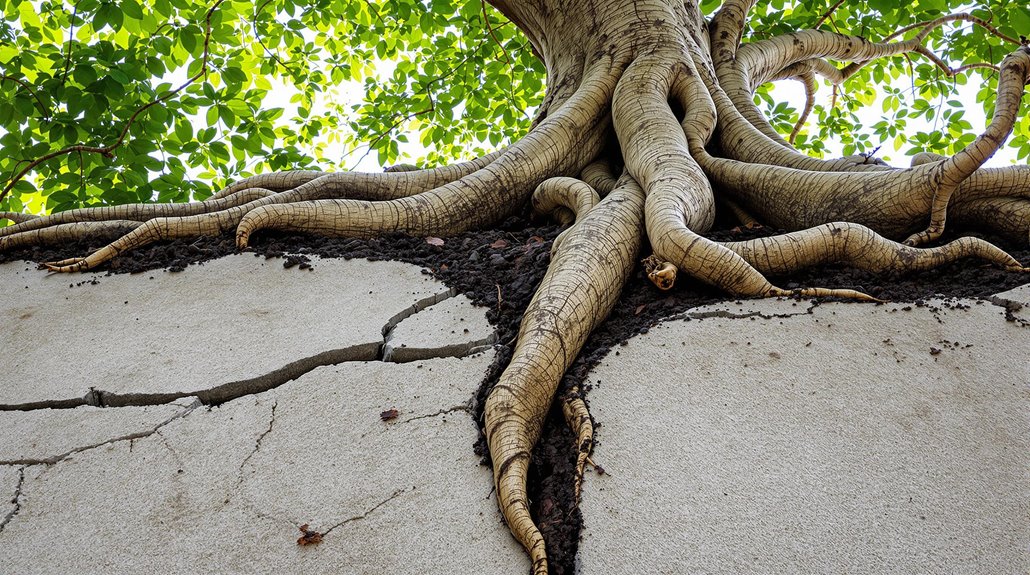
[667,301,819,323]
[0,286,486,413]
[237,401,278,479]
[382,335,497,363]
[399,404,471,424]
[0,399,202,466]
[0,466,25,535]
[379,289,499,362]
[321,486,415,536]
[380,287,459,341]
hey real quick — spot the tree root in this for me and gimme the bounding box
[0,188,275,239]
[560,387,593,501]
[0,221,142,251]
[1,212,39,224]
[3,4,1029,573]
[235,68,617,247]
[642,254,678,290]
[722,222,1024,277]
[486,176,644,575]
[902,48,1030,246]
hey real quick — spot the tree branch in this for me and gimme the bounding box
[0,75,51,120]
[814,0,846,30]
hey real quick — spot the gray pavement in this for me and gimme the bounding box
[1,253,1027,574]
[578,297,1030,574]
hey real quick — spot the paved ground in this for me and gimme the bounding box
[0,255,527,574]
[1,254,1027,574]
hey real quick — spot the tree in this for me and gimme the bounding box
[2,1,1029,572]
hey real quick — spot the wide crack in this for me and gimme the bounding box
[0,284,496,412]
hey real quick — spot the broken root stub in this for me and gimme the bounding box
[642,255,677,290]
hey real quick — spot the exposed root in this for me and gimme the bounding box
[235,68,617,248]
[531,176,601,255]
[4,5,1029,574]
[642,254,678,290]
[722,222,1023,279]
[950,197,1030,246]
[531,177,600,226]
[486,176,644,575]
[560,386,593,501]
[0,187,275,239]
[0,212,38,224]
[0,220,141,251]
[209,150,505,201]
[902,48,1030,246]
[580,160,619,196]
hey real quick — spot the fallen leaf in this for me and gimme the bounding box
[380,408,399,421]
[527,235,544,246]
[490,238,508,249]
[634,304,646,316]
[425,236,445,246]
[297,524,323,546]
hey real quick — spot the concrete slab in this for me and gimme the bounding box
[579,297,1030,574]
[384,294,496,361]
[993,283,1030,307]
[0,255,449,407]
[0,350,527,574]
[0,397,199,464]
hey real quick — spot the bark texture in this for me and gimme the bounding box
[3,1,1029,572]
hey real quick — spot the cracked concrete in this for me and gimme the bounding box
[5,249,1027,574]
[0,397,200,464]
[0,254,525,574]
[0,255,450,408]
[0,352,527,574]
[579,295,1030,574]
[0,465,24,534]
[383,294,497,362]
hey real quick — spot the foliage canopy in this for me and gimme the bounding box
[1,0,1028,216]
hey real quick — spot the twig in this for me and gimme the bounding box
[814,0,846,30]
[60,0,82,85]
[0,75,51,119]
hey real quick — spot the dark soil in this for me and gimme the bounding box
[4,217,1028,575]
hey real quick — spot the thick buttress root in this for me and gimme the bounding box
[485,177,644,575]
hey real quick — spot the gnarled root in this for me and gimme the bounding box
[0,187,275,239]
[722,222,1024,278]
[902,47,1030,246]
[642,254,677,290]
[950,198,1030,246]
[560,386,594,501]
[235,67,617,247]
[1,212,39,224]
[0,220,141,251]
[485,177,644,575]
[531,176,601,255]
